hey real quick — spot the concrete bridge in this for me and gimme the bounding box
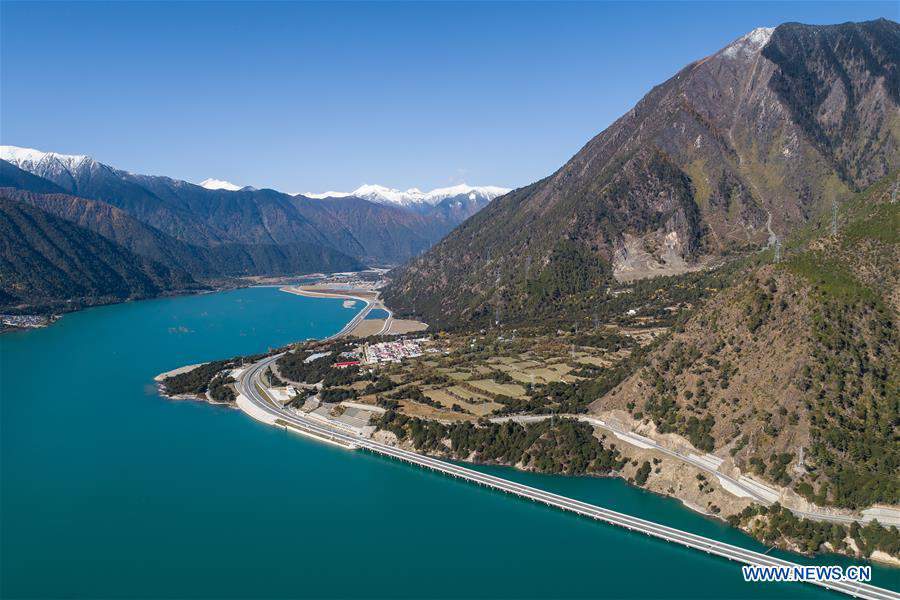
[236,355,899,600]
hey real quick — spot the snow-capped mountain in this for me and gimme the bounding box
[305,183,510,208]
[1,145,97,179]
[1,146,259,195]
[199,178,241,191]
[303,190,353,199]
[1,143,509,269]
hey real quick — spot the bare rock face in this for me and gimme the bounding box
[385,19,899,326]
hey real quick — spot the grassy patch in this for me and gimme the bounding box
[841,202,899,247]
[784,253,876,304]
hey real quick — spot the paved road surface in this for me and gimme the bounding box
[491,415,868,525]
[234,355,899,600]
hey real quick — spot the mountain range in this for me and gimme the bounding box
[305,183,510,210]
[384,19,900,327]
[0,147,506,311]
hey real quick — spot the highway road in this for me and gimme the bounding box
[326,301,370,340]
[491,415,868,526]
[311,291,393,339]
[375,306,394,336]
[294,293,372,341]
[235,355,899,600]
[286,285,394,338]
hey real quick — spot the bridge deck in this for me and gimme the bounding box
[240,357,900,600]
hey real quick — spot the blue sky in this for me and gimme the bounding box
[1,2,895,193]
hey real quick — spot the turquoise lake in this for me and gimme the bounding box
[1,286,897,599]
[365,308,391,320]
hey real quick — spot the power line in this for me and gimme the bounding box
[832,200,838,236]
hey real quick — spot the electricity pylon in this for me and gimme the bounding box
[831,200,838,237]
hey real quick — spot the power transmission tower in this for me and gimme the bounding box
[831,200,838,236]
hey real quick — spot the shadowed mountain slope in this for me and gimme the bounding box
[0,199,200,311]
[0,186,364,279]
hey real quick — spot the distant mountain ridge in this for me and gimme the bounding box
[384,18,900,326]
[305,183,510,210]
[0,146,503,270]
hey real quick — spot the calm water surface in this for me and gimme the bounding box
[2,287,897,599]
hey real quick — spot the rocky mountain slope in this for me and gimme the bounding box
[0,199,200,311]
[384,19,899,327]
[591,172,899,510]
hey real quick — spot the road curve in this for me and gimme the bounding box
[493,414,775,505]
[235,355,899,600]
[491,415,868,525]
[375,306,393,336]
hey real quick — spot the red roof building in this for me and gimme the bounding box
[334,361,360,369]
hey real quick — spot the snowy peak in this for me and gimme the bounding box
[1,145,93,172]
[199,178,241,191]
[305,183,510,207]
[2,144,510,210]
[721,26,774,59]
[353,184,427,207]
[2,146,253,194]
[425,184,510,204]
[303,190,352,199]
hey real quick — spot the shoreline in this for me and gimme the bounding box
[280,283,426,338]
[0,269,380,336]
[153,285,374,398]
[379,434,900,569]
[279,285,374,340]
[151,307,898,571]
[153,362,208,382]
[146,282,897,569]
[233,355,900,590]
[280,285,374,305]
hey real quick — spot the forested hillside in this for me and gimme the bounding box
[0,188,364,280]
[0,199,200,311]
